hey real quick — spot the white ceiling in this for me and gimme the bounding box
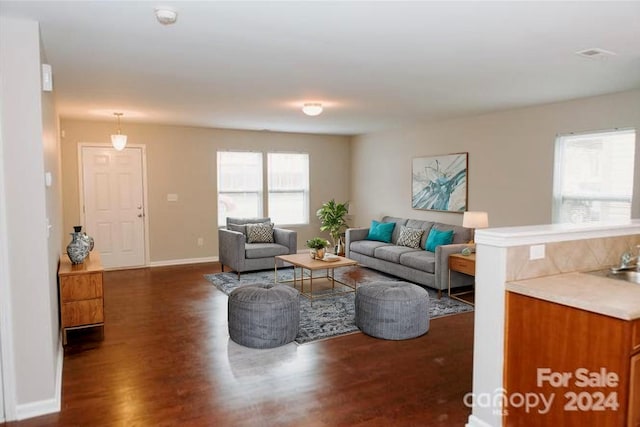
[1,1,639,136]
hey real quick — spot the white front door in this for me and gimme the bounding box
[81,146,146,269]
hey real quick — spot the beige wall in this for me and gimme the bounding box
[350,89,640,228]
[60,120,351,263]
[0,17,61,415]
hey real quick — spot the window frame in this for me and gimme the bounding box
[267,152,310,226]
[552,128,636,224]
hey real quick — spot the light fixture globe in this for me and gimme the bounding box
[111,134,128,151]
[302,103,323,116]
[111,112,128,151]
[155,8,178,25]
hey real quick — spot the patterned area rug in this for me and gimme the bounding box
[204,267,473,345]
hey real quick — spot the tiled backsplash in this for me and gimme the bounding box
[506,234,640,281]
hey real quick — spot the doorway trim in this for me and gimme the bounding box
[77,143,150,268]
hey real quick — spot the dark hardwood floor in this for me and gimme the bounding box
[4,263,474,426]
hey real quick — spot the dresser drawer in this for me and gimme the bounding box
[449,256,475,276]
[60,272,103,301]
[62,299,104,327]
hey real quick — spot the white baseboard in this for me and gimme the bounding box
[148,256,218,267]
[14,340,63,420]
[466,414,497,427]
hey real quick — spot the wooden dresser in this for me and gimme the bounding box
[58,252,104,344]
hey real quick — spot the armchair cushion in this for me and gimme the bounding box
[227,223,247,239]
[245,243,290,259]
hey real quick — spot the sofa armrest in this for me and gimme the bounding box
[345,227,369,258]
[435,244,473,290]
[273,228,297,254]
[218,228,246,270]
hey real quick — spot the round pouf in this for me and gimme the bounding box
[355,281,430,340]
[228,284,300,349]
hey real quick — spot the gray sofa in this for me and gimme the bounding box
[345,216,474,296]
[218,217,297,278]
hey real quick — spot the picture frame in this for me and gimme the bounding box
[411,152,468,212]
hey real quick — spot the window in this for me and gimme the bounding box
[217,151,309,226]
[552,129,635,224]
[217,151,263,226]
[268,153,309,225]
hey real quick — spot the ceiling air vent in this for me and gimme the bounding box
[576,48,617,59]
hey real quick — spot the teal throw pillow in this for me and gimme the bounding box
[366,220,395,243]
[425,228,454,252]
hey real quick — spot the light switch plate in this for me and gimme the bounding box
[529,244,546,260]
[167,194,178,202]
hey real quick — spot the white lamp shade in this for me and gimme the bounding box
[302,103,323,116]
[111,134,128,151]
[463,211,489,229]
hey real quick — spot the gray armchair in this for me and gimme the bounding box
[218,217,297,279]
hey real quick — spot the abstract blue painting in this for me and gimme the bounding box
[411,153,468,212]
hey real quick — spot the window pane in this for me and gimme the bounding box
[217,152,262,226]
[553,129,635,224]
[268,153,309,225]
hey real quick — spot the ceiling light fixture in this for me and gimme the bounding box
[155,7,178,25]
[111,113,128,151]
[302,103,323,116]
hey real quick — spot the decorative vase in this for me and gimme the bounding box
[336,237,345,257]
[316,248,326,260]
[82,232,94,251]
[309,249,317,259]
[67,226,90,264]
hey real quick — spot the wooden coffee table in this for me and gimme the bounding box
[275,253,359,300]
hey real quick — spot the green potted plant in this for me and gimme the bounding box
[316,199,350,254]
[306,237,330,260]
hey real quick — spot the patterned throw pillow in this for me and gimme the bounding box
[396,226,424,249]
[246,222,274,243]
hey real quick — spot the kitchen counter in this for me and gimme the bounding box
[506,271,640,320]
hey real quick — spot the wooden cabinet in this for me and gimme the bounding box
[58,253,104,344]
[504,292,640,426]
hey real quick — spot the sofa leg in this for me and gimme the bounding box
[220,264,224,272]
[237,272,241,280]
[438,289,442,299]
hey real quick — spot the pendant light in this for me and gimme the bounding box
[111,112,127,151]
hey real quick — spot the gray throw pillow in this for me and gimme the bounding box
[396,226,424,249]
[246,222,274,243]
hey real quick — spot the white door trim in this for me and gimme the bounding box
[77,143,150,267]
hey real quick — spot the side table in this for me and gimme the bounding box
[448,253,475,305]
[58,252,105,344]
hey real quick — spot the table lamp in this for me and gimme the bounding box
[463,211,489,244]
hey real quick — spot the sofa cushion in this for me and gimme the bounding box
[406,219,435,249]
[350,240,392,257]
[433,222,471,244]
[245,243,289,259]
[367,220,395,243]
[399,250,436,274]
[381,216,409,244]
[247,222,274,243]
[396,226,424,249]
[425,228,454,251]
[374,245,420,264]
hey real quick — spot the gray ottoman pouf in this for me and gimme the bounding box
[355,281,430,340]
[228,284,300,349]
